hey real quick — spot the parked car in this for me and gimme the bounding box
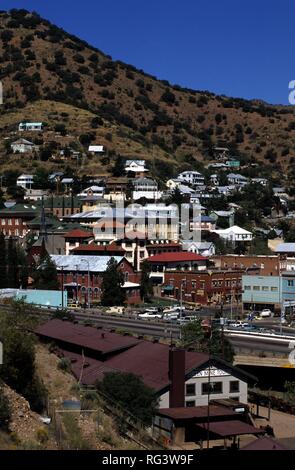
[177,315,199,325]
[230,320,249,328]
[162,311,180,321]
[260,309,273,318]
[138,311,163,320]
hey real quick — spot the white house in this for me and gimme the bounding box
[132,178,163,201]
[88,145,105,155]
[11,139,38,154]
[16,174,34,190]
[177,171,205,186]
[166,178,182,190]
[124,160,149,177]
[18,122,43,132]
[227,173,248,186]
[212,225,253,242]
[182,241,216,256]
[78,186,105,199]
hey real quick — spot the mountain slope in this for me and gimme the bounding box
[0,9,295,179]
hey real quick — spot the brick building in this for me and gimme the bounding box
[212,254,284,276]
[50,254,141,305]
[161,268,259,305]
[0,203,39,237]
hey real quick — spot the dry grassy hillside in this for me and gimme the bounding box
[0,9,295,178]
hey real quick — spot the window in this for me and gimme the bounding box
[288,280,294,287]
[8,219,12,226]
[185,383,196,396]
[271,287,278,292]
[262,286,269,291]
[244,286,251,290]
[253,286,260,291]
[1,219,4,225]
[185,400,195,407]
[202,381,223,395]
[230,381,240,393]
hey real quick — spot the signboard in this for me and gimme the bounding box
[193,366,230,378]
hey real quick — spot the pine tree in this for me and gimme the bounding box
[34,254,59,290]
[140,260,153,302]
[101,258,126,306]
[6,237,18,288]
[0,232,6,289]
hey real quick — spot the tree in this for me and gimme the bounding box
[179,318,234,363]
[140,261,153,302]
[0,313,47,413]
[100,258,126,306]
[33,254,59,290]
[112,155,125,177]
[97,372,158,426]
[0,233,6,289]
[6,238,18,288]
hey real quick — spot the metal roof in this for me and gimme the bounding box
[50,254,123,272]
[197,420,264,437]
[275,243,295,253]
[36,319,139,356]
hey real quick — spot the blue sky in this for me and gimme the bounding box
[1,0,294,104]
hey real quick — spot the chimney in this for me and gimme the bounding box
[169,348,186,408]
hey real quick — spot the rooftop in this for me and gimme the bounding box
[50,254,124,272]
[63,229,93,239]
[146,252,206,263]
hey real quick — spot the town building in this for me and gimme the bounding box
[88,145,105,155]
[35,320,259,448]
[0,203,39,237]
[212,254,284,276]
[51,254,141,305]
[146,252,208,285]
[212,225,253,242]
[227,174,248,186]
[44,196,81,218]
[63,228,94,255]
[16,174,34,190]
[18,122,43,132]
[182,241,216,257]
[161,268,252,305]
[242,271,295,313]
[124,160,149,178]
[132,177,162,201]
[11,138,38,153]
[177,171,205,187]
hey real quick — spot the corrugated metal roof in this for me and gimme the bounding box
[36,319,139,355]
[275,243,295,253]
[50,254,123,272]
[197,420,264,437]
[157,405,236,420]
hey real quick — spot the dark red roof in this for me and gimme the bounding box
[157,405,236,421]
[146,252,206,263]
[104,341,208,392]
[197,420,264,437]
[64,229,93,238]
[36,319,139,355]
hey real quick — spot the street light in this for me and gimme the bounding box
[80,259,91,309]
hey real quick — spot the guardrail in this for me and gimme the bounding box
[224,328,295,343]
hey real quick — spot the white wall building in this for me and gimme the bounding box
[212,225,253,242]
[16,174,34,189]
[11,139,38,154]
[132,178,163,201]
[177,171,205,187]
[19,122,43,132]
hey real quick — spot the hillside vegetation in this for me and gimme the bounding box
[0,9,295,179]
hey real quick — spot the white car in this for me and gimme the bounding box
[230,321,249,328]
[138,311,163,320]
[260,309,273,318]
[162,311,179,321]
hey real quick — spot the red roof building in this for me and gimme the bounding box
[146,252,208,284]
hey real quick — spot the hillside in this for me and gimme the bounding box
[0,9,295,179]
